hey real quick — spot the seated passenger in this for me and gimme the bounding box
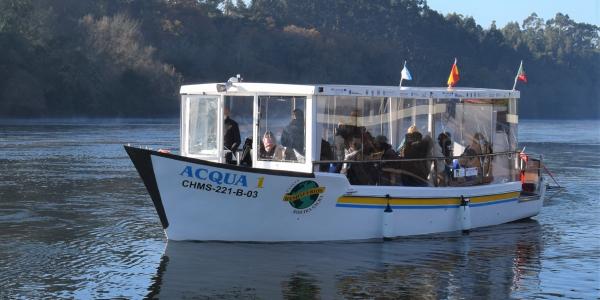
[374,135,399,185]
[374,135,397,160]
[459,132,492,168]
[459,132,493,182]
[259,131,286,160]
[397,125,419,153]
[332,110,363,172]
[319,139,334,172]
[438,132,453,164]
[399,129,432,186]
[341,137,375,185]
[280,108,305,156]
[433,132,453,186]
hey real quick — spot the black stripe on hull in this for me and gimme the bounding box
[134,147,315,178]
[125,146,170,229]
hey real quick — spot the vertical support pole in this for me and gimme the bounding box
[217,94,224,163]
[428,97,435,186]
[252,94,259,166]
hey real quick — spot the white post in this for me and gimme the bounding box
[459,196,472,233]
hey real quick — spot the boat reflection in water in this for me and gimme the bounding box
[146,220,541,299]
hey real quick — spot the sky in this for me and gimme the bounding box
[425,0,600,28]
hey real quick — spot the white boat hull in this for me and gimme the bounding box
[126,146,544,242]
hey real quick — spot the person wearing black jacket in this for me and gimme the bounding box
[280,108,305,157]
[400,131,432,186]
[224,106,241,164]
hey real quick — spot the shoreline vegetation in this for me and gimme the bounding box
[0,0,598,119]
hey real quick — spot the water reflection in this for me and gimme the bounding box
[147,220,541,299]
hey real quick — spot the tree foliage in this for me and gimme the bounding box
[0,0,597,118]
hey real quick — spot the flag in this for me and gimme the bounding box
[447,58,459,87]
[512,60,527,90]
[401,61,412,81]
[519,149,528,163]
[516,61,527,83]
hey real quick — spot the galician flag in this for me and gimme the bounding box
[401,61,412,81]
[399,60,412,87]
[447,58,459,87]
[512,60,527,90]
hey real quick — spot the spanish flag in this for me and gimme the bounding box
[447,58,459,88]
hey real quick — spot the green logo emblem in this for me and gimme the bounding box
[283,180,325,209]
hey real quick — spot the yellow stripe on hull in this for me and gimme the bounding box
[337,191,520,206]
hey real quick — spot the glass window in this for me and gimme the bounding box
[454,99,497,184]
[223,96,253,164]
[431,98,518,185]
[258,96,306,163]
[225,96,254,143]
[188,96,218,158]
[492,98,516,182]
[316,95,395,184]
[316,96,391,161]
[390,98,429,152]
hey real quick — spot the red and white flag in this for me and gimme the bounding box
[512,60,527,90]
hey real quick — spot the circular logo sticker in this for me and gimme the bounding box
[283,180,325,210]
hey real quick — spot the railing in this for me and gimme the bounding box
[313,151,535,187]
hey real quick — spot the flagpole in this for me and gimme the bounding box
[512,60,523,90]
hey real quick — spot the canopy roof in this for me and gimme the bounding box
[180,82,520,99]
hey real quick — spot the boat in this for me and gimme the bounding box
[125,78,546,242]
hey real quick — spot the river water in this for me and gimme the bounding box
[0,119,598,299]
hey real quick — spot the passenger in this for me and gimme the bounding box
[397,125,419,154]
[459,132,493,182]
[280,108,305,157]
[319,139,334,172]
[399,129,432,186]
[374,135,399,185]
[342,137,373,185]
[433,132,453,185]
[438,132,453,164]
[332,109,363,172]
[374,135,397,160]
[223,106,241,164]
[259,131,286,160]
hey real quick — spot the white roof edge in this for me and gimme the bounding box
[180,82,520,99]
[180,82,316,95]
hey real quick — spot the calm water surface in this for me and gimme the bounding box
[0,119,598,299]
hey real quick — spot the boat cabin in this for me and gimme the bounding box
[180,81,521,187]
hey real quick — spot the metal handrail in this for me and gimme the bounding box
[311,150,539,187]
[312,150,526,165]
